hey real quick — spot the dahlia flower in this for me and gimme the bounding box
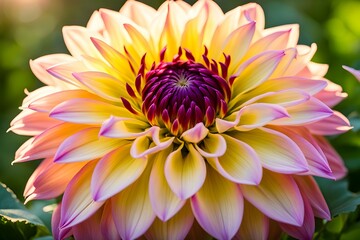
[10,0,351,239]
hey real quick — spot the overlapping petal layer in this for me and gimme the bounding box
[11,0,350,239]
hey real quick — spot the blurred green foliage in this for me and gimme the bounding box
[0,0,360,238]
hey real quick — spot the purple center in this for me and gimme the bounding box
[142,60,231,135]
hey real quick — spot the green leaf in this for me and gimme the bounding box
[0,183,51,239]
[317,178,360,217]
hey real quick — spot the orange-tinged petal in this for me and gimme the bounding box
[145,202,194,240]
[91,144,148,201]
[60,161,104,230]
[191,167,244,240]
[207,134,262,185]
[240,170,304,226]
[165,143,206,200]
[111,163,155,240]
[149,147,186,221]
[54,127,122,163]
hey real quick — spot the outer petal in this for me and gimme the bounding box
[91,144,148,201]
[50,98,131,124]
[191,167,244,240]
[60,161,104,230]
[240,170,304,226]
[165,143,206,200]
[280,196,314,240]
[234,201,269,240]
[343,65,360,82]
[119,0,157,29]
[232,128,309,174]
[145,203,194,240]
[100,202,121,240]
[306,111,352,135]
[72,208,106,240]
[294,176,331,220]
[54,127,122,163]
[149,147,186,221]
[207,134,262,185]
[111,164,156,240]
[52,203,72,240]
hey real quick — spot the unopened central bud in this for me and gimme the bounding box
[142,60,230,135]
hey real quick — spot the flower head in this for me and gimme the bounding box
[11,1,351,239]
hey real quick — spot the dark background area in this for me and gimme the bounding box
[0,0,360,203]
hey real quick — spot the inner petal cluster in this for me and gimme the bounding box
[142,50,231,135]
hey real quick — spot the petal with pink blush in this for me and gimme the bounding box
[73,208,106,240]
[272,97,333,125]
[240,170,304,226]
[285,43,317,76]
[191,167,244,240]
[231,50,285,96]
[29,90,101,113]
[145,202,194,240]
[14,123,89,163]
[307,111,352,135]
[28,160,87,201]
[62,26,103,58]
[280,196,314,240]
[100,116,150,139]
[343,65,360,82]
[165,143,206,200]
[194,133,226,158]
[52,203,72,240]
[50,98,130,124]
[232,128,309,174]
[111,164,156,240]
[181,123,209,143]
[149,147,186,221]
[22,86,58,109]
[314,80,347,107]
[295,176,331,220]
[91,144,147,201]
[73,71,127,102]
[207,134,262,185]
[9,109,60,136]
[60,161,104,230]
[234,201,269,240]
[46,60,89,87]
[315,136,347,179]
[54,127,122,163]
[101,202,121,240]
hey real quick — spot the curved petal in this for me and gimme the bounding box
[50,98,131,124]
[130,127,174,158]
[111,164,156,240]
[315,136,347,179]
[52,203,73,240]
[271,97,333,125]
[191,167,244,240]
[207,134,262,185]
[280,196,314,240]
[149,147,186,221]
[194,133,226,158]
[306,111,352,135]
[91,144,148,201]
[294,176,331,220]
[343,65,360,82]
[165,143,206,200]
[145,202,194,240]
[240,170,304,226]
[100,202,121,240]
[72,208,106,240]
[234,201,269,240]
[232,128,309,174]
[180,122,209,143]
[99,116,150,139]
[60,161,104,230]
[54,127,122,163]
[119,0,157,29]
[231,50,285,96]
